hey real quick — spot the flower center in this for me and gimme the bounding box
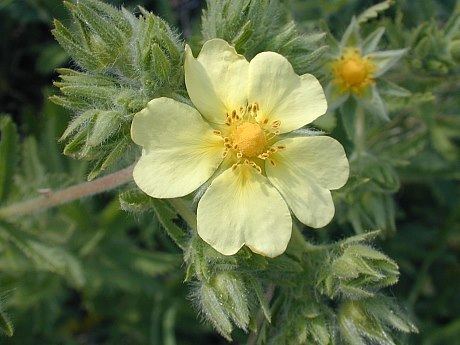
[332,48,375,93]
[212,103,285,173]
[231,122,266,158]
[341,59,367,86]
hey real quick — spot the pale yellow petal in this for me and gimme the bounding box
[131,97,224,198]
[273,137,349,190]
[247,52,327,133]
[265,136,349,228]
[197,164,292,257]
[185,39,249,124]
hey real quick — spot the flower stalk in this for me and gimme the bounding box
[0,165,135,218]
[354,106,366,154]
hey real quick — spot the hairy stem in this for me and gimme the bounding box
[291,223,329,253]
[0,165,135,218]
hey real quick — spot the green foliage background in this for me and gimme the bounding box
[0,0,458,344]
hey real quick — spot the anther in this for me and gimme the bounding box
[250,162,262,174]
[263,118,269,124]
[271,120,281,128]
[236,152,243,159]
[269,159,276,166]
[277,145,286,150]
[222,149,228,158]
[213,130,222,136]
[232,164,238,171]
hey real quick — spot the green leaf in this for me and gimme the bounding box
[0,220,85,288]
[198,283,233,341]
[0,116,19,202]
[151,199,188,250]
[309,317,330,345]
[119,188,153,214]
[357,1,393,24]
[60,110,98,141]
[52,19,101,70]
[249,279,271,323]
[359,153,400,192]
[87,111,121,147]
[341,230,381,245]
[21,138,46,186]
[0,303,13,337]
[212,273,249,330]
[87,137,130,181]
[63,131,87,158]
[202,0,326,73]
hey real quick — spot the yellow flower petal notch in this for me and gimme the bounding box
[131,38,350,258]
[332,48,376,94]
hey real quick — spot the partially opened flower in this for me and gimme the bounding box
[131,39,349,258]
[326,18,408,120]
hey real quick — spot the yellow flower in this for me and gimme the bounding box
[131,39,349,258]
[332,48,376,94]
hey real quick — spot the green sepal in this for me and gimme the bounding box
[362,27,385,55]
[359,86,389,121]
[367,48,408,77]
[340,17,361,49]
[378,79,411,98]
